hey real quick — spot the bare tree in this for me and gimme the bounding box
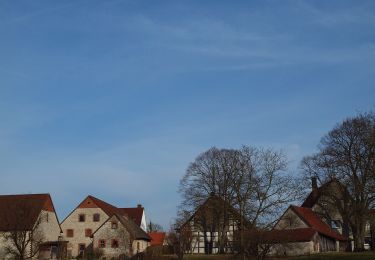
[0,201,45,259]
[179,147,238,254]
[178,146,302,258]
[233,147,302,259]
[148,221,164,232]
[167,224,193,260]
[301,112,375,251]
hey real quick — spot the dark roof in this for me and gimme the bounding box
[260,228,317,243]
[290,206,348,241]
[118,207,144,226]
[181,194,247,229]
[92,213,150,241]
[115,213,150,241]
[0,194,59,232]
[301,179,338,208]
[149,232,166,246]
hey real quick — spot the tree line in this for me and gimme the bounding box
[172,111,375,258]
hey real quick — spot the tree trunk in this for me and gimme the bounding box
[352,218,366,251]
[240,202,245,260]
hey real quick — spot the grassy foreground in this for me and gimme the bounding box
[161,251,375,260]
[291,251,375,260]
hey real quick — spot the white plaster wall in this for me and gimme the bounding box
[38,210,61,242]
[132,239,149,254]
[60,207,108,257]
[140,211,147,232]
[0,232,14,259]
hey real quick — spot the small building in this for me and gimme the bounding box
[92,213,151,258]
[149,232,167,246]
[267,205,348,256]
[0,194,65,259]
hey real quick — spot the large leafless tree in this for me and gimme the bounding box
[301,112,375,251]
[178,146,301,258]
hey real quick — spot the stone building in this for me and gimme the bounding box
[60,195,149,258]
[92,213,150,258]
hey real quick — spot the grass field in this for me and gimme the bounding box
[161,251,375,260]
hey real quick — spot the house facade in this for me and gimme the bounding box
[180,194,243,254]
[92,214,150,258]
[60,195,149,258]
[267,205,348,256]
[0,194,65,259]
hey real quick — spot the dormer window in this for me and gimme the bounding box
[331,220,341,229]
[79,214,86,222]
[111,222,118,229]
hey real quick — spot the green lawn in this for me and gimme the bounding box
[291,251,375,260]
[161,252,375,260]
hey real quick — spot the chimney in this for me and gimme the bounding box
[137,204,142,208]
[311,177,318,191]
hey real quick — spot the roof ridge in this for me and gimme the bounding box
[0,193,51,197]
[87,195,118,207]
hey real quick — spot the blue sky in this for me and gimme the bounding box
[0,0,374,228]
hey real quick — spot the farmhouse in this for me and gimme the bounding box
[267,205,348,256]
[180,194,243,254]
[60,195,149,258]
[92,213,150,258]
[0,194,66,259]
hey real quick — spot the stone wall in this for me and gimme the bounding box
[61,207,107,257]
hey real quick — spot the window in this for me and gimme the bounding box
[85,229,92,237]
[79,214,85,222]
[93,213,100,222]
[137,241,140,251]
[46,213,49,222]
[66,229,74,237]
[98,239,106,248]
[111,222,118,229]
[78,244,85,257]
[111,239,119,248]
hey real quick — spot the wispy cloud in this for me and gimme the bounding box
[294,1,375,27]
[4,2,86,25]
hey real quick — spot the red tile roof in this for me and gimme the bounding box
[149,232,166,246]
[290,206,347,241]
[0,194,58,231]
[83,195,119,216]
[75,195,144,228]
